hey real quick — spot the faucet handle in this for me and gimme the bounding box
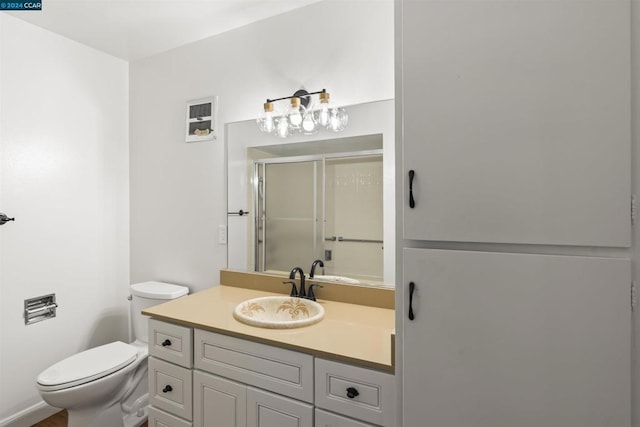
[307,284,323,301]
[282,281,298,297]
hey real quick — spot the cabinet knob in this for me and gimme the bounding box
[161,339,172,347]
[346,387,359,399]
[162,385,173,393]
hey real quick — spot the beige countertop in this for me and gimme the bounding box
[143,285,395,372]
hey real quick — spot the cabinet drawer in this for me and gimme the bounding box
[315,358,395,427]
[194,329,314,403]
[149,319,193,368]
[316,409,376,427]
[148,406,192,427]
[149,357,193,421]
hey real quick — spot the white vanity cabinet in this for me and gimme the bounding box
[148,320,395,427]
[399,0,631,247]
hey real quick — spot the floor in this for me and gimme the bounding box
[31,410,149,427]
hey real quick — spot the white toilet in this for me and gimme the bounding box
[36,281,189,427]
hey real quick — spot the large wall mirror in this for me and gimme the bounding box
[226,99,394,287]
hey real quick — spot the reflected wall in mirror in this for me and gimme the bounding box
[226,100,395,287]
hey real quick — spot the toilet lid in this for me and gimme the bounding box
[37,341,137,391]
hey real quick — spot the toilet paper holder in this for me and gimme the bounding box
[24,294,58,325]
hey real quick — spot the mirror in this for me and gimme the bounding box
[226,99,394,287]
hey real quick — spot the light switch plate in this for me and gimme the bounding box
[218,225,227,244]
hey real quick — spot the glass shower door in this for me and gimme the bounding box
[256,160,322,273]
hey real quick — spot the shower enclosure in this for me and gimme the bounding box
[253,153,383,282]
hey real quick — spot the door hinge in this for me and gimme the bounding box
[632,281,637,312]
[631,195,637,226]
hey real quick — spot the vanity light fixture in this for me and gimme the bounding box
[257,89,348,138]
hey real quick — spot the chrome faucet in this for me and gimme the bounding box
[309,259,324,279]
[289,267,306,298]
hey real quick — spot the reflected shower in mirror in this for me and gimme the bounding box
[226,99,395,287]
[254,150,383,283]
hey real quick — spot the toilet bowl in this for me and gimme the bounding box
[36,281,189,427]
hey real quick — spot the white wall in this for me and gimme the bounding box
[633,2,640,426]
[129,0,394,292]
[0,15,129,425]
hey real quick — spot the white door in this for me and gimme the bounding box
[402,248,631,427]
[247,387,313,427]
[400,0,631,246]
[193,371,247,427]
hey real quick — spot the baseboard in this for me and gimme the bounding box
[0,401,60,427]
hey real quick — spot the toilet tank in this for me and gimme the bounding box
[130,281,189,343]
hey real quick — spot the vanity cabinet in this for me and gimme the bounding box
[399,0,631,247]
[148,320,395,427]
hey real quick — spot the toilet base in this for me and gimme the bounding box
[124,405,148,427]
[68,404,124,427]
[67,403,148,427]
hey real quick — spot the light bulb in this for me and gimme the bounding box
[256,102,275,133]
[301,108,318,135]
[275,114,291,138]
[286,97,304,130]
[315,91,331,127]
[328,107,348,132]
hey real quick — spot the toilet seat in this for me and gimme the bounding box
[36,341,138,392]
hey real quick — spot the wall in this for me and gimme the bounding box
[0,15,129,425]
[129,0,394,292]
[633,1,640,425]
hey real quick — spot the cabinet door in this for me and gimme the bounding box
[400,0,630,246]
[402,248,631,427]
[148,406,193,427]
[193,371,246,427]
[247,387,313,427]
[315,409,375,427]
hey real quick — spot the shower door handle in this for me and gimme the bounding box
[0,213,15,225]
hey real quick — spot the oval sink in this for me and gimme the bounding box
[233,296,324,329]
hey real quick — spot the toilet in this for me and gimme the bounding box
[36,281,189,427]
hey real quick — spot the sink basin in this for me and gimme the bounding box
[233,296,325,329]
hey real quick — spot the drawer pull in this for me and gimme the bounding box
[162,385,173,393]
[161,339,172,347]
[346,387,359,399]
